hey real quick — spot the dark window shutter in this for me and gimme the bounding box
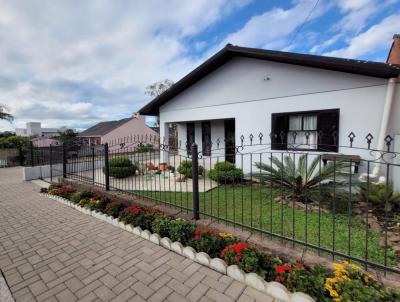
[186,123,195,155]
[271,114,288,150]
[202,122,211,156]
[317,109,339,152]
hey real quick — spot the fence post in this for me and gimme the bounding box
[18,146,24,166]
[29,141,34,167]
[62,143,67,179]
[191,143,200,220]
[104,143,110,190]
[49,144,53,182]
[91,145,95,184]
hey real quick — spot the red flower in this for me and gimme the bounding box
[124,206,143,214]
[193,228,214,240]
[295,262,305,269]
[275,265,292,274]
[220,243,250,261]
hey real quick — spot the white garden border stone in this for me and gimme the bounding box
[41,193,315,302]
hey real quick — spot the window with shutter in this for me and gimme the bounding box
[271,109,339,152]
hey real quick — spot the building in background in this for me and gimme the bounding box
[15,122,67,137]
[78,113,159,146]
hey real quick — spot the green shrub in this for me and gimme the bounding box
[359,182,400,212]
[177,160,204,178]
[48,184,61,191]
[288,264,330,302]
[84,196,111,211]
[208,161,243,184]
[134,144,155,153]
[105,201,125,218]
[71,191,94,204]
[119,206,161,231]
[152,216,174,238]
[238,248,259,273]
[188,230,225,258]
[106,157,137,178]
[167,218,196,245]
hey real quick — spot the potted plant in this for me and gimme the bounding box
[159,162,167,172]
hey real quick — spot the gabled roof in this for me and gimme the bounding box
[79,118,132,137]
[139,44,400,115]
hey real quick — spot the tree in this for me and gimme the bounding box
[145,79,174,97]
[144,79,174,127]
[57,129,78,143]
[0,104,13,122]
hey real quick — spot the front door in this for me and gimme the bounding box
[224,119,235,163]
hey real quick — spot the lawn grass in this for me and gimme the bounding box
[134,185,397,267]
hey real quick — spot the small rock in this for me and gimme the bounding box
[160,237,172,249]
[227,265,245,283]
[245,273,266,292]
[265,281,290,302]
[141,230,151,240]
[289,292,315,302]
[171,242,184,255]
[150,233,161,245]
[195,252,210,266]
[210,258,227,274]
[133,226,142,236]
[182,247,196,260]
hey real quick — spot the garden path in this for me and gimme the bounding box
[0,167,277,302]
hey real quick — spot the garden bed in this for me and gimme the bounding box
[40,184,400,302]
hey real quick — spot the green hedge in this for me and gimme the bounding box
[177,160,204,178]
[208,161,243,183]
[106,157,137,178]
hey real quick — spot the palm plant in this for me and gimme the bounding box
[0,104,13,122]
[359,182,400,213]
[253,154,347,203]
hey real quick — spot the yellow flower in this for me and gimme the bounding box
[218,232,235,239]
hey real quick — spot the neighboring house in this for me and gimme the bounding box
[31,137,60,148]
[139,35,400,183]
[16,122,67,137]
[78,113,159,148]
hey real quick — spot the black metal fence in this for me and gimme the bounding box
[29,133,400,277]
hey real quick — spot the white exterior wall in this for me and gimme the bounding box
[159,57,400,176]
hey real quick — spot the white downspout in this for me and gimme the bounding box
[362,77,397,181]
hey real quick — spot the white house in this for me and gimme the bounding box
[139,37,400,186]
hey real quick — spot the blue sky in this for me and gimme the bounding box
[0,0,399,132]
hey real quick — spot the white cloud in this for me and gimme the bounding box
[214,0,328,51]
[0,0,250,131]
[309,0,396,54]
[324,13,400,58]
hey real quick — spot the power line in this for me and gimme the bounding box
[289,0,320,47]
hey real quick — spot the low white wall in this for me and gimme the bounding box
[23,164,63,181]
[23,159,105,181]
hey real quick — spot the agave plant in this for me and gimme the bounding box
[253,154,347,203]
[358,182,400,213]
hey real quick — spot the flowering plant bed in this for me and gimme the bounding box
[40,185,400,302]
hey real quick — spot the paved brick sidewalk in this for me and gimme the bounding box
[0,168,277,302]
